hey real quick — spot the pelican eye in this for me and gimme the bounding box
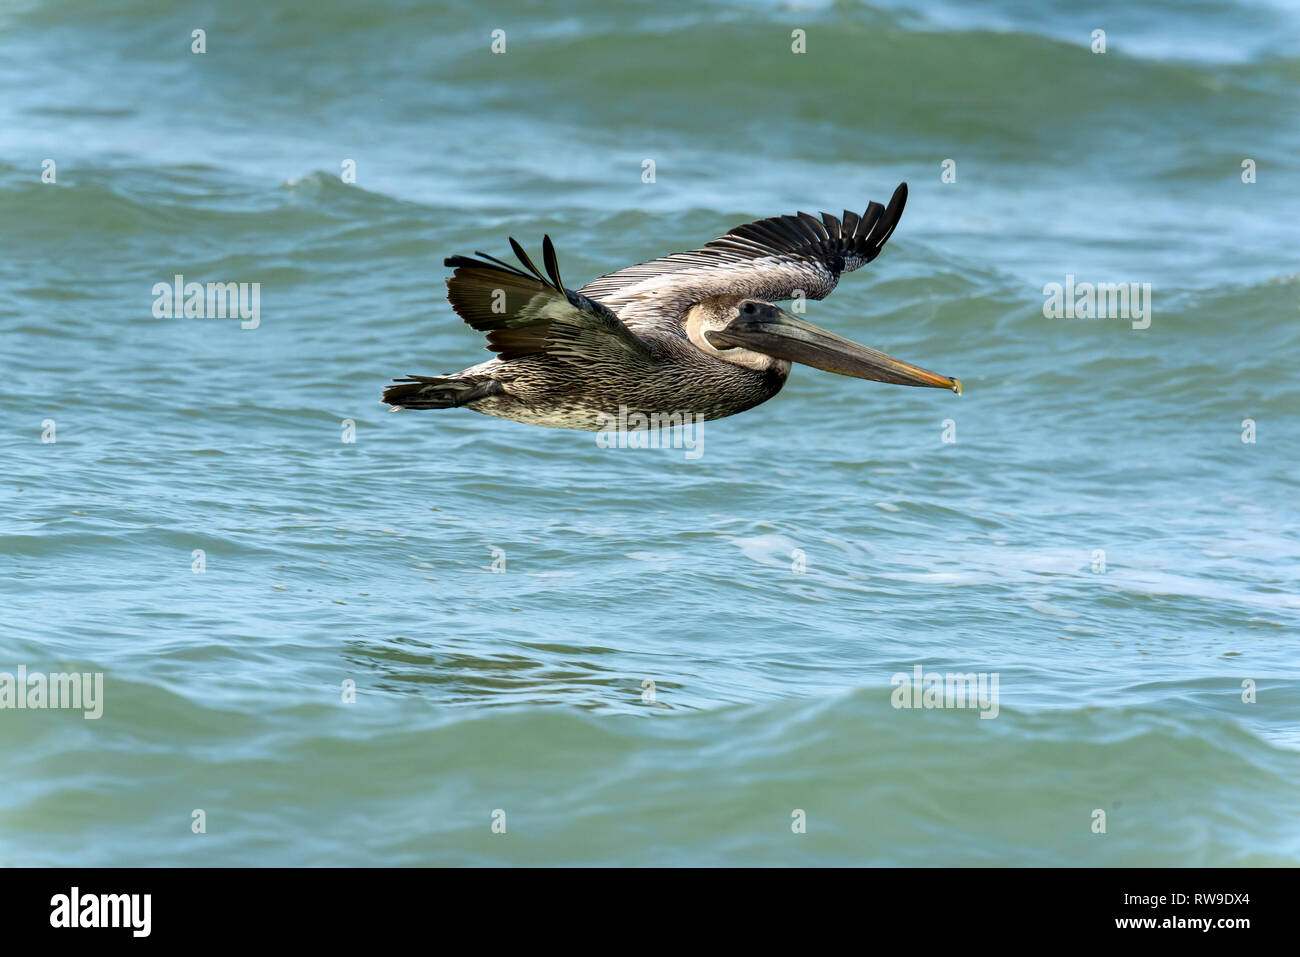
[741,301,757,315]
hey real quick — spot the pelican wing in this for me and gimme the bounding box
[444,237,655,365]
[580,183,908,320]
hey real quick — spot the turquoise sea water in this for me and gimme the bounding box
[1,0,1298,865]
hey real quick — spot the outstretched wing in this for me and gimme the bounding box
[443,236,655,365]
[580,182,908,322]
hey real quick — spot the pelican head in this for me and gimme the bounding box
[703,299,962,393]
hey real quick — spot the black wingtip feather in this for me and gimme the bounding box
[873,182,908,249]
[446,237,574,294]
[508,237,549,287]
[444,252,533,280]
[689,181,909,280]
[541,235,564,291]
[856,202,884,242]
[476,251,530,276]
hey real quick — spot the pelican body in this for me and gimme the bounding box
[382,183,960,430]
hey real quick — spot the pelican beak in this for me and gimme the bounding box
[706,304,962,393]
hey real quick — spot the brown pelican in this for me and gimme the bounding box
[382,182,960,430]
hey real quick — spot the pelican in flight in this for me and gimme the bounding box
[382,182,960,429]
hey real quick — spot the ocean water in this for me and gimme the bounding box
[2,0,1299,866]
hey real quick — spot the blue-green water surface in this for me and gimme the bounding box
[1,0,1298,865]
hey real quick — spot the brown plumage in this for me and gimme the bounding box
[383,182,962,431]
